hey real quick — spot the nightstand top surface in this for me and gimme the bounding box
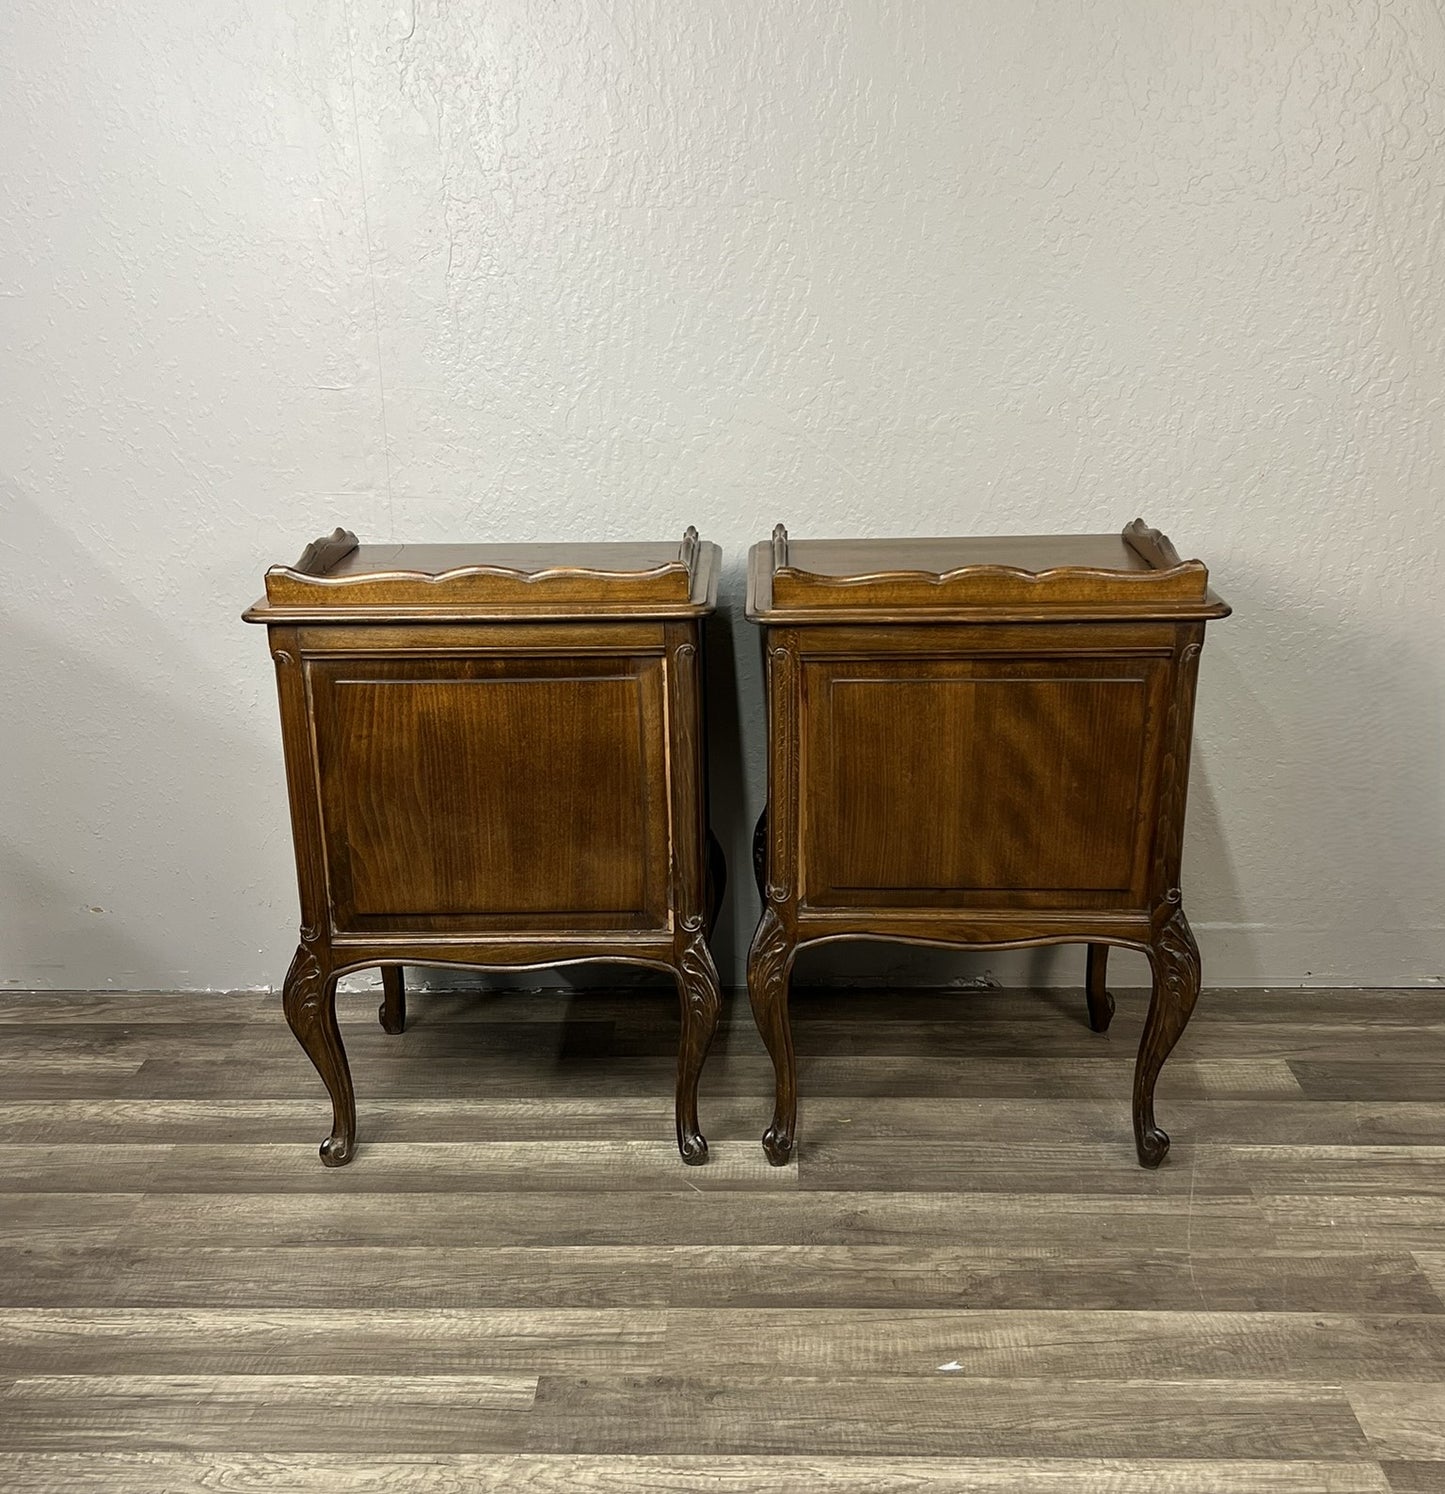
[245,529,719,622]
[747,519,1228,624]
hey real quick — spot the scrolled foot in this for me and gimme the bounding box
[320,1133,355,1167]
[678,1128,710,1166]
[762,1122,794,1167]
[1135,1124,1170,1168]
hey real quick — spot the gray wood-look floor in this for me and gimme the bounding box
[1,981,1443,1493]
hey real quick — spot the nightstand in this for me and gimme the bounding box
[744,520,1229,1167]
[245,528,725,1165]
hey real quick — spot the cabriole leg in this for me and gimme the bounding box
[282,934,356,1167]
[674,934,723,1165]
[748,904,797,1166]
[378,965,406,1035]
[1133,906,1201,1168]
[1085,943,1115,1033]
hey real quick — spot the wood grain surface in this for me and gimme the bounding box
[1,983,1442,1493]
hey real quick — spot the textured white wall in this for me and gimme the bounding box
[3,1,1443,991]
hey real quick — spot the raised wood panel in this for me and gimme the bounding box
[309,656,670,933]
[801,658,1167,911]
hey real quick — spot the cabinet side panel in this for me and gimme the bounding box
[802,657,1166,911]
[309,656,670,931]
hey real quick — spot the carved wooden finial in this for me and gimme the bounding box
[1122,518,1188,573]
[680,525,700,573]
[292,528,359,577]
[772,523,789,570]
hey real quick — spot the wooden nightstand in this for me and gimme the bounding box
[744,520,1230,1168]
[245,528,725,1166]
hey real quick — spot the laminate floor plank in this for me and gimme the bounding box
[1382,1464,1445,1492]
[0,1374,538,1451]
[0,1145,172,1193]
[0,1308,666,1376]
[528,1374,1372,1458]
[0,1452,1397,1493]
[9,1243,1434,1314]
[0,1246,681,1309]
[1291,1062,1445,1102]
[1,1065,145,1101]
[0,1194,143,1248]
[798,1141,1445,1197]
[112,1189,1281,1251]
[0,993,272,1025]
[1347,1384,1445,1459]
[1260,1195,1445,1251]
[654,1308,1445,1381]
[1413,1252,1445,1296]
[0,1024,261,1064]
[661,1244,1445,1314]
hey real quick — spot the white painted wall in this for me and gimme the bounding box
[3,1,1443,992]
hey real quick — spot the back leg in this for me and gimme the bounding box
[1085,944,1115,1033]
[379,966,406,1035]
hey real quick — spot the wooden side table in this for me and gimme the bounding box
[744,520,1230,1168]
[244,528,725,1165]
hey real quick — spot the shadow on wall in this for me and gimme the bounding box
[1177,558,1444,987]
[0,476,290,990]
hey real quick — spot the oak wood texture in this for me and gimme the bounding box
[1,983,1442,1493]
[244,531,724,1165]
[746,520,1229,1167]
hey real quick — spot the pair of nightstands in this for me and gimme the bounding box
[246,521,1227,1170]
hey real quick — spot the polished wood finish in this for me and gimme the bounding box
[245,530,724,1165]
[746,520,1229,1167]
[1,983,1443,1492]
[751,518,1228,623]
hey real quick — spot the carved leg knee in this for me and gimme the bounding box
[674,934,723,1165]
[747,905,797,1166]
[1133,906,1201,1168]
[282,934,356,1167]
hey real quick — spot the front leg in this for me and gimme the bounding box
[748,904,797,1165]
[1133,905,1201,1168]
[673,933,723,1165]
[282,931,356,1167]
